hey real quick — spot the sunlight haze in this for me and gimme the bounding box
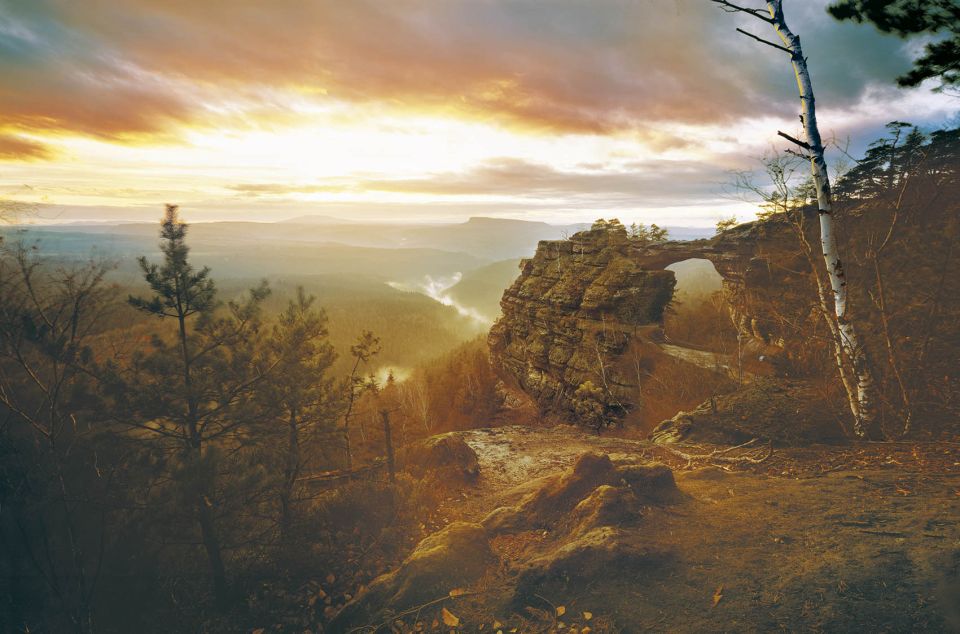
[1,0,955,226]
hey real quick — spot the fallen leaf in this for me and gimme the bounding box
[712,584,724,607]
[449,588,468,597]
[581,628,593,634]
[556,605,566,617]
[492,621,502,629]
[441,607,460,627]
[583,612,593,620]
[325,573,336,585]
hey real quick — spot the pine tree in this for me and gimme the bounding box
[124,204,270,606]
[828,0,960,89]
[259,287,338,539]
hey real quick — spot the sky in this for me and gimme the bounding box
[0,0,956,227]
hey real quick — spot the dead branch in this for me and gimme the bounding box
[657,438,773,465]
[777,130,811,150]
[708,0,774,23]
[735,27,794,55]
[784,148,812,161]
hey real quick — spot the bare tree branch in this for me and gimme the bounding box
[777,130,812,150]
[708,0,774,23]
[735,27,794,54]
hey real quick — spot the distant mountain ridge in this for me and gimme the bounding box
[7,217,714,281]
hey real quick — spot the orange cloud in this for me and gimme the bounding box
[0,134,53,161]
[0,0,923,157]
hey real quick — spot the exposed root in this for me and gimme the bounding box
[658,438,774,466]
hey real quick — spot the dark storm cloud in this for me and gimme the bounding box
[0,0,924,147]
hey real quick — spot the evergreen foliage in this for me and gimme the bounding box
[828,0,960,88]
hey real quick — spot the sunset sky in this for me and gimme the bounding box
[0,0,956,226]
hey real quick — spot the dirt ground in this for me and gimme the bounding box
[397,425,960,633]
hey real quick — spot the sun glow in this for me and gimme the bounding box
[2,107,692,217]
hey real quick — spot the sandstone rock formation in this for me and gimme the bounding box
[489,217,813,421]
[482,452,681,534]
[330,452,682,629]
[479,452,681,606]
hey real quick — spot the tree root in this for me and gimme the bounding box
[657,438,774,466]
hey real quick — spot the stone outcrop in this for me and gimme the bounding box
[479,452,680,606]
[331,452,681,628]
[328,522,492,630]
[648,377,847,446]
[481,452,681,534]
[398,432,480,483]
[488,220,675,417]
[489,217,812,420]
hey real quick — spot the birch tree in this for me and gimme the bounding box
[709,0,878,437]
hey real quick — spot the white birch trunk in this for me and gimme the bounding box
[766,0,877,437]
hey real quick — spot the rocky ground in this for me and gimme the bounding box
[324,425,960,633]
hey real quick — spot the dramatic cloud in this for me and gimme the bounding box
[0,0,928,141]
[0,0,955,226]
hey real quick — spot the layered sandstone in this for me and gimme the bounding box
[489,217,811,420]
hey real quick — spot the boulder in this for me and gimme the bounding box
[514,527,671,604]
[482,452,618,533]
[328,522,492,630]
[483,452,681,534]
[398,432,480,482]
[648,378,847,446]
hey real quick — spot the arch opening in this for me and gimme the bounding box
[662,258,737,353]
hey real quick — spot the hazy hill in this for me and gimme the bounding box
[2,226,484,285]
[16,216,713,261]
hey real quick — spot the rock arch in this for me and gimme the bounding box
[488,218,807,418]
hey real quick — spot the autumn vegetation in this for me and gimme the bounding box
[0,206,507,632]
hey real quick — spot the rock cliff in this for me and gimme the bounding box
[489,217,811,421]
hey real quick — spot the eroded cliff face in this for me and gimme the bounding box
[489,217,810,420]
[488,220,674,415]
